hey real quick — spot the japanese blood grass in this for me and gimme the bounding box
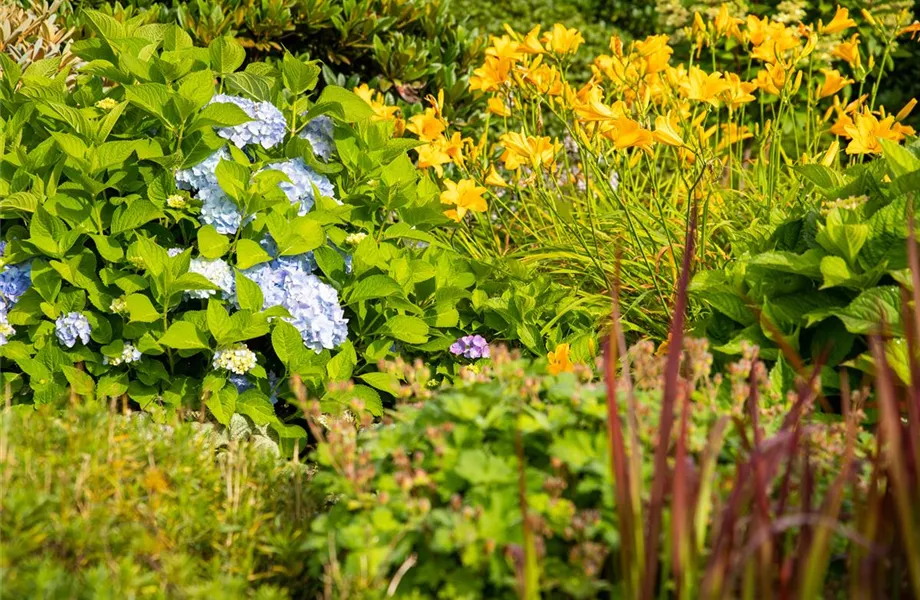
[602,205,920,598]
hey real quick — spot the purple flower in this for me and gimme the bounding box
[449,335,490,359]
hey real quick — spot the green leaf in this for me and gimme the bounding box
[347,274,402,304]
[315,86,373,122]
[91,235,124,262]
[159,321,209,350]
[235,238,272,269]
[198,225,230,259]
[97,372,129,398]
[61,365,94,396]
[207,300,233,344]
[111,199,164,235]
[272,321,307,370]
[190,101,251,132]
[326,342,356,382]
[126,293,160,323]
[235,271,264,312]
[206,384,237,426]
[237,389,277,425]
[839,286,903,336]
[359,372,401,395]
[214,158,249,201]
[209,36,245,74]
[382,315,429,344]
[282,52,320,95]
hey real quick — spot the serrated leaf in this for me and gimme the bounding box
[235,238,272,269]
[382,315,429,344]
[126,293,160,323]
[209,36,245,74]
[235,271,264,312]
[198,225,230,259]
[159,321,209,349]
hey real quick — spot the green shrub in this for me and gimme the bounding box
[0,402,315,598]
[55,0,487,123]
[692,141,920,389]
[0,14,595,445]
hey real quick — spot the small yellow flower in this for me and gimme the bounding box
[415,142,452,176]
[714,5,743,39]
[166,194,187,209]
[486,35,524,62]
[547,343,574,375]
[818,69,853,99]
[820,6,857,35]
[517,25,546,55]
[843,107,915,154]
[440,179,488,221]
[604,117,655,152]
[634,34,673,74]
[95,98,119,110]
[542,23,584,55]
[832,34,861,69]
[487,96,511,117]
[406,108,446,142]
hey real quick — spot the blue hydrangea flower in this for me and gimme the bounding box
[229,373,254,393]
[210,94,287,149]
[103,343,142,366]
[175,147,229,192]
[199,185,246,235]
[0,260,32,305]
[450,335,490,359]
[261,158,335,216]
[299,115,335,161]
[188,257,235,300]
[167,247,184,257]
[245,259,347,352]
[55,312,92,348]
[257,234,317,274]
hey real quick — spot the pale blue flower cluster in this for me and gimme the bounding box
[0,244,30,347]
[55,312,91,348]
[175,147,249,235]
[188,257,235,300]
[210,94,287,149]
[167,247,184,257]
[299,115,335,161]
[261,158,335,216]
[104,343,142,366]
[245,258,347,352]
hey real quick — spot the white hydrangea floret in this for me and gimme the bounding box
[210,94,287,149]
[188,257,235,301]
[213,344,258,375]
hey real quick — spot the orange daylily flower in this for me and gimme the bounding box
[818,69,853,99]
[681,66,731,105]
[721,73,757,110]
[470,56,513,92]
[406,108,446,142]
[547,343,574,375]
[832,34,861,69]
[653,113,684,147]
[487,96,512,117]
[542,23,584,54]
[499,132,561,170]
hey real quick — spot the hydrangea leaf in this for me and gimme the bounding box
[159,321,209,350]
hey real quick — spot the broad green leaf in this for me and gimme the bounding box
[61,365,94,396]
[206,384,237,426]
[236,238,272,269]
[282,52,320,95]
[314,86,373,122]
[159,321,209,349]
[126,293,160,323]
[207,300,233,344]
[272,321,308,370]
[208,36,245,74]
[237,389,277,425]
[198,225,230,259]
[326,342,356,381]
[382,315,429,344]
[347,274,402,304]
[235,271,264,312]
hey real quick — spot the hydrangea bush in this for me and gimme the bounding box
[0,14,597,450]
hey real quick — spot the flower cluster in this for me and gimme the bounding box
[213,344,258,375]
[299,115,336,161]
[55,312,91,348]
[188,257,235,300]
[103,343,142,366]
[261,158,335,215]
[210,94,287,149]
[0,244,30,347]
[175,147,249,235]
[449,335,491,359]
[245,260,348,352]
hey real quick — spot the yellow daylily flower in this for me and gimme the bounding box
[406,108,446,142]
[680,66,731,106]
[820,6,857,34]
[832,34,861,69]
[818,69,853,99]
[547,343,574,375]
[440,179,488,221]
[542,23,584,54]
[653,113,684,147]
[487,96,512,117]
[485,166,509,188]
